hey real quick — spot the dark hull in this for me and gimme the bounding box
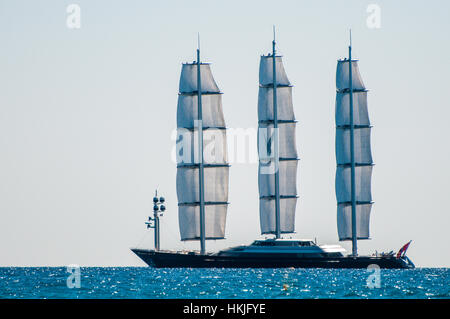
[131,249,414,269]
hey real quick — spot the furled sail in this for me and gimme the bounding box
[258,54,298,235]
[335,59,373,241]
[176,62,229,241]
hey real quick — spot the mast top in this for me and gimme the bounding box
[349,29,352,48]
[272,25,277,56]
[273,25,276,44]
[197,32,201,65]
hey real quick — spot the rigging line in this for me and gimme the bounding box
[159,218,187,251]
[135,227,152,249]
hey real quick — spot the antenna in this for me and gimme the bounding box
[197,32,200,51]
[273,25,276,43]
[349,29,352,48]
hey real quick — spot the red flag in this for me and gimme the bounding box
[396,241,412,258]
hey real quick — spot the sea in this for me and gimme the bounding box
[0,267,448,299]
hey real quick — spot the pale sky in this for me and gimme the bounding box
[0,0,449,267]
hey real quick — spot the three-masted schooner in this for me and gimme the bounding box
[131,33,414,269]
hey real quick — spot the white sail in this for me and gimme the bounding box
[178,204,227,240]
[258,123,298,159]
[336,91,369,127]
[177,94,225,129]
[336,60,365,91]
[336,127,372,165]
[259,160,298,197]
[259,197,297,234]
[335,59,373,241]
[175,128,228,165]
[179,63,220,93]
[335,166,373,203]
[176,166,229,204]
[176,62,229,241]
[258,86,295,122]
[259,56,291,87]
[337,203,371,240]
[258,54,298,235]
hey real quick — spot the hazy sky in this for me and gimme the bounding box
[0,0,449,267]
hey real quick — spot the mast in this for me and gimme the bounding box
[272,26,281,239]
[348,31,357,256]
[197,35,206,255]
[176,40,228,248]
[257,28,297,237]
[335,32,372,248]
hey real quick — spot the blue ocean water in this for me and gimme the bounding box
[0,267,448,299]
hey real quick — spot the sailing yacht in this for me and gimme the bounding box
[131,34,414,269]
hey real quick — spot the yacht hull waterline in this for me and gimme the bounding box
[131,248,414,269]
